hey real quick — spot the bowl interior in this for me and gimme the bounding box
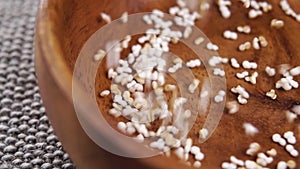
[43,0,207,169]
[56,0,178,72]
[41,0,300,168]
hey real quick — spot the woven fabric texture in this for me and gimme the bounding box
[0,1,76,168]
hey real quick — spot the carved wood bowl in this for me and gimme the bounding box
[35,0,300,169]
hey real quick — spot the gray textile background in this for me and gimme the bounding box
[0,1,76,168]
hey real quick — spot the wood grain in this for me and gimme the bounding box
[36,0,300,169]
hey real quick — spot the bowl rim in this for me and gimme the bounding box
[36,0,73,102]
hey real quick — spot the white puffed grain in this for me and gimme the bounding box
[101,12,111,23]
[117,122,127,133]
[238,41,251,51]
[100,90,110,97]
[246,142,261,156]
[199,128,209,139]
[188,79,200,94]
[243,123,259,136]
[266,89,277,100]
[226,100,239,114]
[230,58,240,68]
[279,138,287,146]
[252,37,260,50]
[248,9,263,19]
[277,161,287,169]
[193,161,201,168]
[287,160,297,169]
[290,66,300,76]
[120,12,128,23]
[265,66,276,76]
[135,134,144,143]
[236,71,249,79]
[230,156,244,166]
[237,25,251,34]
[223,30,238,40]
[213,68,225,77]
[271,19,284,28]
[194,37,204,45]
[183,26,192,39]
[93,49,106,61]
[206,42,219,51]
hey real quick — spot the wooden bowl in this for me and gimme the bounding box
[35,0,206,169]
[35,0,300,169]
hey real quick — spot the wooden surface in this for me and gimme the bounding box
[36,0,300,168]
